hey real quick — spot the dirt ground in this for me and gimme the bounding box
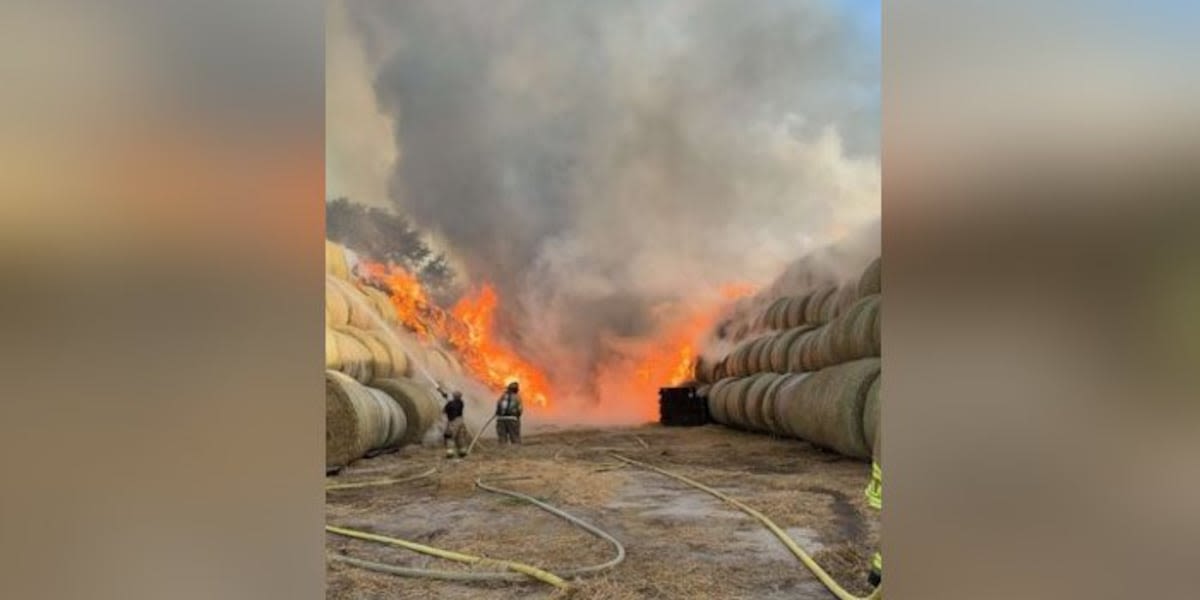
[326,424,879,599]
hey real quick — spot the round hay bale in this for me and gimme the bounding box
[326,277,350,326]
[829,296,875,363]
[862,373,881,460]
[725,377,755,430]
[370,329,411,378]
[803,286,837,324]
[786,329,816,373]
[339,326,394,380]
[328,277,377,330]
[858,256,882,297]
[765,297,790,329]
[707,378,734,425]
[744,373,784,432]
[324,328,339,370]
[770,373,811,436]
[760,373,793,435]
[848,295,881,359]
[832,284,861,318]
[822,284,855,323]
[713,356,730,381]
[371,377,442,446]
[726,341,750,378]
[326,240,351,280]
[326,370,375,468]
[755,333,779,374]
[769,325,812,373]
[776,358,880,459]
[814,325,838,370]
[329,328,373,383]
[361,285,398,326]
[784,295,810,329]
[795,326,827,372]
[870,297,882,355]
[744,336,767,374]
[364,386,407,448]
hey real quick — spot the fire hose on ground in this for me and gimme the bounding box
[326,472,626,591]
[609,452,882,600]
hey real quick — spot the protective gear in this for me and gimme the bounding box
[444,417,468,457]
[452,390,463,400]
[495,389,523,444]
[506,381,519,393]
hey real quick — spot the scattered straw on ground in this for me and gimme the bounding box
[327,424,878,599]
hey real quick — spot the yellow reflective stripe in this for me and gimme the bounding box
[864,461,882,510]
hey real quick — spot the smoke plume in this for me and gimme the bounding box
[332,0,880,415]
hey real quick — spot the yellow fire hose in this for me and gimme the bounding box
[610,453,882,600]
[327,473,626,591]
[466,414,496,455]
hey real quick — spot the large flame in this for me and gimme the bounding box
[355,258,752,420]
[449,284,553,408]
[357,260,552,408]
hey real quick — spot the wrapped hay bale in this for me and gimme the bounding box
[328,328,373,383]
[326,240,351,280]
[862,373,881,459]
[364,386,407,449]
[372,377,442,446]
[770,373,812,437]
[858,256,882,297]
[326,370,376,468]
[776,358,880,460]
[326,276,350,326]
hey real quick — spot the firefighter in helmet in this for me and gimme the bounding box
[494,381,523,445]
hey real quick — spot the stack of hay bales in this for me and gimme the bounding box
[696,257,882,461]
[324,241,445,469]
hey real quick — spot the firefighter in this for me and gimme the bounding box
[437,387,469,458]
[495,381,523,445]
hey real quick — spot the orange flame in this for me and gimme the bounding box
[449,285,553,408]
[355,257,753,420]
[593,282,756,422]
[357,260,553,409]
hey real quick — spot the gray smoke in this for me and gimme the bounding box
[340,0,879,408]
